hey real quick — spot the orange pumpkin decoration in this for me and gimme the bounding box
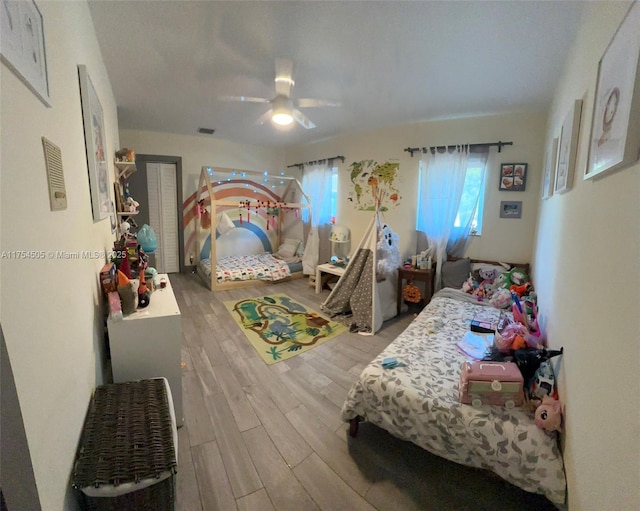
[403,282,422,303]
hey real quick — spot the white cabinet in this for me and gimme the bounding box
[107,275,183,425]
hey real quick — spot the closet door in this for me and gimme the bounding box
[146,162,179,273]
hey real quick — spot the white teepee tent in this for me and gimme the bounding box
[321,209,398,335]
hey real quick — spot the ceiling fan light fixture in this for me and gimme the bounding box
[272,110,294,125]
[271,96,294,125]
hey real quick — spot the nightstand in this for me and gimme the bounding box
[397,267,434,315]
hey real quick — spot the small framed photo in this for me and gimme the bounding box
[499,201,522,219]
[555,99,583,194]
[542,138,559,200]
[585,1,640,180]
[499,163,527,191]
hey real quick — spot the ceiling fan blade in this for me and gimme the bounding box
[218,95,271,104]
[255,109,274,126]
[274,58,294,98]
[296,98,342,108]
[292,108,316,129]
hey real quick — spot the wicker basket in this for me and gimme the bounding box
[73,379,177,511]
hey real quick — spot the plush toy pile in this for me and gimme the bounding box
[457,263,566,432]
[460,265,538,312]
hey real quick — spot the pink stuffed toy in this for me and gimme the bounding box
[535,396,563,432]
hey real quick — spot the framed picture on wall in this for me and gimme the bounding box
[0,0,50,106]
[585,1,640,180]
[499,201,522,219]
[555,99,583,194]
[542,138,559,199]
[78,64,111,221]
[499,163,527,191]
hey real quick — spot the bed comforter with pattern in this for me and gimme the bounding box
[341,289,566,505]
[199,253,292,283]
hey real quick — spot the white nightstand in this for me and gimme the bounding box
[315,263,346,294]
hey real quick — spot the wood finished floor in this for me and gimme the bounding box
[169,272,557,511]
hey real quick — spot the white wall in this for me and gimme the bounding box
[286,111,546,264]
[120,129,286,194]
[533,2,640,510]
[0,2,119,509]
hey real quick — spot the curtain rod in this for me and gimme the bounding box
[403,141,513,157]
[287,155,345,169]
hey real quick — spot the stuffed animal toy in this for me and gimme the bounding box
[124,196,139,212]
[510,281,533,297]
[377,224,401,279]
[115,147,135,162]
[473,278,497,301]
[494,322,529,352]
[116,270,137,314]
[461,274,477,294]
[535,396,563,432]
[479,268,498,282]
[495,268,529,290]
[489,288,512,308]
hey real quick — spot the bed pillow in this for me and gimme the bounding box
[471,262,511,275]
[441,258,471,288]
[276,238,301,259]
[216,212,235,236]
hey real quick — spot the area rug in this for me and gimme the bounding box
[224,294,347,364]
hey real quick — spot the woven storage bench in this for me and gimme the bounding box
[73,378,178,511]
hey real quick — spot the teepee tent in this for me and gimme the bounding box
[321,208,398,335]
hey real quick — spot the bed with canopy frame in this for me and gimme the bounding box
[195,166,312,291]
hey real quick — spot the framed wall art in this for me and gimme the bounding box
[585,1,640,180]
[0,0,50,106]
[78,64,110,221]
[499,163,527,191]
[542,137,559,200]
[499,201,522,219]
[555,99,583,194]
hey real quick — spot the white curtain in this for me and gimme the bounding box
[301,163,333,274]
[416,145,469,290]
[447,149,489,257]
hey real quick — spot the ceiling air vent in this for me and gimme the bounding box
[198,127,215,135]
[41,137,67,211]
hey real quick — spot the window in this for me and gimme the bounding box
[454,158,487,235]
[415,151,488,239]
[301,165,337,226]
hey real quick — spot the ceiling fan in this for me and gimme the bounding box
[219,59,340,129]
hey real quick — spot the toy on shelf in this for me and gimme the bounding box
[124,196,139,213]
[115,147,136,163]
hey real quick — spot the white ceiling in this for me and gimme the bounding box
[87,1,586,148]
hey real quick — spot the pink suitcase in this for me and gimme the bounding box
[459,361,524,408]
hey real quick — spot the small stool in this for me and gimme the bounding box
[72,378,178,511]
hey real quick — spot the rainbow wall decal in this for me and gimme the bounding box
[183,179,288,261]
